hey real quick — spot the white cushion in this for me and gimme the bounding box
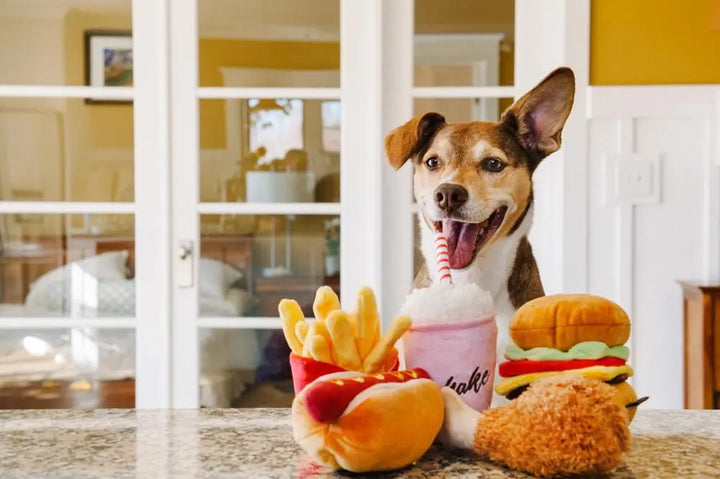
[198,258,243,299]
[25,251,129,308]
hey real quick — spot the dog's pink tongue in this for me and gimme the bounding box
[443,220,480,269]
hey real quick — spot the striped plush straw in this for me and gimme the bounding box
[434,233,453,285]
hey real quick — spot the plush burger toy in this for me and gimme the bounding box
[495,294,648,421]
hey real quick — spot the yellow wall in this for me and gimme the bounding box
[199,39,339,148]
[65,11,134,150]
[591,0,720,84]
[64,14,339,152]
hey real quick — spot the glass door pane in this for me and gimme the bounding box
[0,0,138,409]
[412,0,517,279]
[189,0,341,408]
[0,1,132,86]
[199,98,340,204]
[414,0,514,88]
[198,214,339,318]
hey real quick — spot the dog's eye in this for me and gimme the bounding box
[424,156,440,170]
[481,157,506,173]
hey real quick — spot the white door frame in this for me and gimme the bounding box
[132,0,173,408]
[515,0,591,296]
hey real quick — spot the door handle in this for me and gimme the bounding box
[177,240,193,288]
[178,243,192,260]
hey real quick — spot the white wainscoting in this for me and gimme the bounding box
[587,86,720,409]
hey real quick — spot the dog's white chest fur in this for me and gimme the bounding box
[418,209,533,406]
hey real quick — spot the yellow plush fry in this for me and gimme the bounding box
[302,321,322,357]
[308,335,333,364]
[347,313,359,336]
[314,320,333,351]
[313,286,341,321]
[363,316,412,373]
[295,321,309,343]
[356,287,380,359]
[302,320,334,360]
[326,310,363,370]
[383,347,399,371]
[279,299,305,355]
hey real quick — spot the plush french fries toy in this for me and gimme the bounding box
[279,286,409,393]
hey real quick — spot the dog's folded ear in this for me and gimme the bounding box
[501,67,575,168]
[385,112,446,170]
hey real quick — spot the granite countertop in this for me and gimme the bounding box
[0,409,719,478]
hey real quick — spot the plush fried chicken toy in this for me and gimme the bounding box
[439,294,643,477]
[440,374,631,477]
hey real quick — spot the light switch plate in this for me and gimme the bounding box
[605,154,662,205]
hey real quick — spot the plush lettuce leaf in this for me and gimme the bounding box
[504,341,630,361]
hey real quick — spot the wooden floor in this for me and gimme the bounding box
[0,379,135,409]
[0,379,295,409]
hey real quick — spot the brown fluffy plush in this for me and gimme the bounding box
[473,375,630,477]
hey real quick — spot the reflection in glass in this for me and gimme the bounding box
[199,328,294,407]
[321,101,341,152]
[414,97,514,123]
[0,1,132,86]
[0,99,134,202]
[414,0,514,88]
[0,214,135,317]
[0,328,135,409]
[198,215,340,317]
[197,0,340,88]
[200,99,340,203]
[248,99,304,164]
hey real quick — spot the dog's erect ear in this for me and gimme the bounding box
[385,112,446,170]
[501,67,575,166]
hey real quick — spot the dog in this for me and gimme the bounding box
[385,67,575,402]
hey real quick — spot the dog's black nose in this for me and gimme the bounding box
[434,183,468,214]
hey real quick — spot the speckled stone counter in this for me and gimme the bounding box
[0,409,718,478]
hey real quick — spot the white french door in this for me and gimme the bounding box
[0,0,169,408]
[163,0,591,408]
[0,0,590,408]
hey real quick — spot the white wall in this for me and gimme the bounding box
[586,86,720,409]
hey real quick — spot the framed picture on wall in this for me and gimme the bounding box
[84,30,133,104]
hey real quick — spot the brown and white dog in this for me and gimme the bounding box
[385,67,575,400]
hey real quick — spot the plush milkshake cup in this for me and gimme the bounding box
[399,282,497,412]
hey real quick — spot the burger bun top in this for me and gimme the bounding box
[510,294,630,351]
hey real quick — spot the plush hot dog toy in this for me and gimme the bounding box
[495,294,648,422]
[292,368,444,472]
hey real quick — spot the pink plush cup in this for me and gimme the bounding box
[402,316,497,412]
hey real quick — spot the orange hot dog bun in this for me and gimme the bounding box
[510,294,630,351]
[292,370,444,473]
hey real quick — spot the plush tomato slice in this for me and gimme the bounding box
[304,369,430,424]
[499,357,626,378]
